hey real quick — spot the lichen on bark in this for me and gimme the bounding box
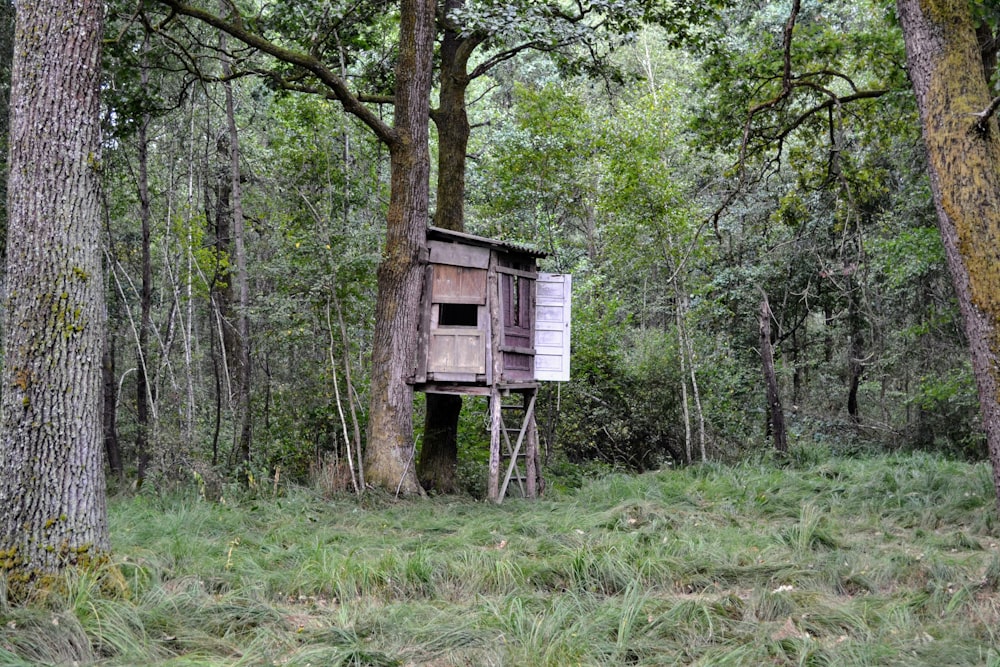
[898,0,1000,510]
[0,0,109,584]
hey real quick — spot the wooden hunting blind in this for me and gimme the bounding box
[414,226,572,502]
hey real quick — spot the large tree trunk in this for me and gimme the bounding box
[157,0,436,495]
[418,393,461,491]
[897,0,1000,509]
[431,2,477,232]
[0,0,109,583]
[417,1,482,493]
[363,0,436,495]
[0,1,14,260]
[846,282,864,424]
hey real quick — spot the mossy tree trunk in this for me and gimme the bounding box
[418,0,482,493]
[362,0,436,495]
[897,0,1000,509]
[0,0,109,584]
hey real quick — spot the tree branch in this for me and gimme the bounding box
[973,95,1000,135]
[739,0,801,169]
[710,0,893,243]
[155,0,398,146]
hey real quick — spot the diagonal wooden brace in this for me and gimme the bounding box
[498,392,537,501]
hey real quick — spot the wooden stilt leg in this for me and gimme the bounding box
[527,390,538,498]
[488,387,501,503]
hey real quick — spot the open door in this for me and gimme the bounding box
[533,273,571,382]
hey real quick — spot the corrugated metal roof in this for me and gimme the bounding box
[427,226,547,258]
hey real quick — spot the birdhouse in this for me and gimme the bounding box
[413,226,572,502]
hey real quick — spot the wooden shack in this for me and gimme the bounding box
[413,226,571,502]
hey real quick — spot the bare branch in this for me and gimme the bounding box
[973,95,1000,135]
[776,88,889,145]
[470,39,560,80]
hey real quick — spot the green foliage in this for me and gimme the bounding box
[871,226,946,291]
[90,0,989,495]
[909,364,986,460]
[473,80,598,261]
[553,287,684,470]
[450,0,724,85]
[240,92,384,482]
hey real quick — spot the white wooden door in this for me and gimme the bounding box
[533,273,572,382]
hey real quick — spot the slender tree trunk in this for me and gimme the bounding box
[687,325,706,462]
[332,58,365,492]
[205,56,244,477]
[220,14,253,481]
[136,39,153,485]
[897,0,1000,511]
[103,335,124,484]
[334,297,365,490]
[205,114,228,467]
[675,299,692,464]
[791,327,803,406]
[363,0,436,495]
[183,99,198,447]
[760,294,788,453]
[325,300,360,494]
[210,307,223,466]
[0,0,109,583]
[672,271,705,462]
[846,284,864,424]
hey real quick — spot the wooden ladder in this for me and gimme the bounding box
[489,389,539,502]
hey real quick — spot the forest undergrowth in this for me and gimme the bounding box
[2,450,1000,666]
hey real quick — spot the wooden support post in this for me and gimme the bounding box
[487,258,503,503]
[488,387,502,502]
[526,389,538,498]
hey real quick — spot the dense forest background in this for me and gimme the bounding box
[4,0,981,496]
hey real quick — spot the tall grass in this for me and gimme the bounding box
[0,450,998,665]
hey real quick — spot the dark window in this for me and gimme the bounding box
[439,303,478,327]
[511,276,521,327]
[503,274,530,331]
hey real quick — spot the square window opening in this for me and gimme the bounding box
[439,303,479,327]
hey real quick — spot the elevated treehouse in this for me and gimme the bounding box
[413,227,571,502]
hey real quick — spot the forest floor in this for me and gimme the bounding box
[2,450,1000,666]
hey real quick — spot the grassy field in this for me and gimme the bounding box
[2,450,1000,665]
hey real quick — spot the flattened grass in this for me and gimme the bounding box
[1,451,999,665]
